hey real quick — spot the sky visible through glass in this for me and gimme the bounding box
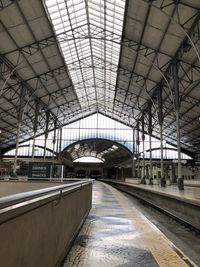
[44,0,126,112]
[5,113,191,160]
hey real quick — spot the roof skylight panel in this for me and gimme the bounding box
[92,42,103,51]
[95,68,104,75]
[44,0,125,110]
[45,0,91,108]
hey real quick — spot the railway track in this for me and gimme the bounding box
[114,185,200,235]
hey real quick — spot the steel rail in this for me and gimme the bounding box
[114,185,200,234]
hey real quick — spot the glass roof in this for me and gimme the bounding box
[74,156,103,163]
[44,0,125,111]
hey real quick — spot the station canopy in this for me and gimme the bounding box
[0,0,199,158]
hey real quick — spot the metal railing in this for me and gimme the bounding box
[0,180,92,209]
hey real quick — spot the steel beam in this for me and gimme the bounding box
[0,55,57,120]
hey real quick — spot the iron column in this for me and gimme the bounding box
[136,121,140,179]
[59,126,62,163]
[132,127,136,177]
[52,120,57,163]
[158,87,165,187]
[141,115,146,184]
[43,111,50,160]
[173,59,184,190]
[13,85,26,175]
[148,103,153,185]
[32,101,39,159]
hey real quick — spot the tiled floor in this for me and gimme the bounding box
[63,181,192,267]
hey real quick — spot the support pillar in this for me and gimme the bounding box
[136,121,140,179]
[13,85,26,176]
[132,127,136,177]
[116,168,118,179]
[59,126,62,163]
[121,167,124,181]
[140,115,146,184]
[43,111,50,160]
[158,87,166,187]
[13,121,21,176]
[56,124,59,155]
[173,59,184,190]
[52,121,57,163]
[32,101,39,159]
[148,103,153,185]
[171,162,176,183]
[51,121,57,180]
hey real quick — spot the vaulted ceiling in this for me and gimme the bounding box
[63,139,131,165]
[0,0,199,158]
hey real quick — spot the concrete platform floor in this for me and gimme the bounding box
[125,180,200,205]
[63,181,193,267]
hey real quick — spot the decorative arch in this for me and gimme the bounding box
[3,144,57,157]
[62,138,133,164]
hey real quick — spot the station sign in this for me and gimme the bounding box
[28,162,51,179]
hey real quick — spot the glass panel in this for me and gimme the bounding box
[44,0,126,110]
[4,113,192,160]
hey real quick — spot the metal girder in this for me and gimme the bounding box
[26,66,67,83]
[141,110,197,157]
[150,0,200,27]
[66,54,157,85]
[2,10,198,134]
[1,118,56,153]
[3,22,197,71]
[2,23,89,57]
[63,106,196,159]
[128,5,199,128]
[0,58,53,140]
[0,55,57,121]
[115,0,158,112]
[160,78,200,134]
[168,117,200,143]
[135,11,200,122]
[59,2,90,108]
[84,0,98,109]
[61,55,158,104]
[163,103,200,134]
[152,59,200,129]
[151,127,196,157]
[130,22,199,159]
[0,84,38,137]
[2,66,79,108]
[0,17,73,120]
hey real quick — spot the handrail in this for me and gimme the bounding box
[0,180,91,209]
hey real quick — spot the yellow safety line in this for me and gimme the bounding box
[103,182,192,267]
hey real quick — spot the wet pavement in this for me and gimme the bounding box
[62,181,191,267]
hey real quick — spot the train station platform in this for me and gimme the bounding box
[99,179,200,230]
[125,180,200,205]
[63,181,194,267]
